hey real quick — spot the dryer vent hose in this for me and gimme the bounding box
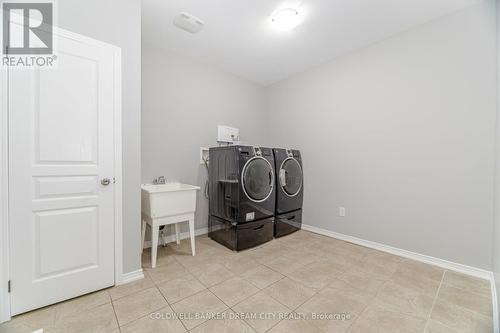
[203,156,209,199]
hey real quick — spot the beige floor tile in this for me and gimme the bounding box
[223,257,261,275]
[248,245,291,265]
[112,287,167,326]
[430,299,492,333]
[325,252,366,269]
[263,254,308,275]
[267,314,324,333]
[157,273,206,304]
[442,271,491,298]
[241,265,284,289]
[190,309,254,333]
[120,305,186,333]
[191,263,235,287]
[397,259,444,282]
[52,302,118,333]
[232,291,290,333]
[375,280,435,318]
[209,276,259,307]
[338,268,387,295]
[436,284,492,318]
[0,306,55,333]
[54,289,110,321]
[302,238,339,256]
[142,245,179,268]
[349,302,426,333]
[170,289,228,330]
[7,235,497,333]
[358,251,402,278]
[108,275,154,301]
[146,260,189,284]
[336,241,373,258]
[288,260,344,289]
[264,277,317,310]
[174,252,225,272]
[390,268,441,296]
[296,287,373,332]
[285,248,321,267]
[424,320,458,333]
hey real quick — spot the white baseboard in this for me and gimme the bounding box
[301,223,499,333]
[492,275,499,333]
[119,269,144,285]
[143,227,209,248]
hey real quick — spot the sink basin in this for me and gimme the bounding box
[142,183,200,194]
[141,182,200,219]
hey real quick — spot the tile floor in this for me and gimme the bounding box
[0,230,493,333]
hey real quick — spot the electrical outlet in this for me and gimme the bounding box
[339,207,346,217]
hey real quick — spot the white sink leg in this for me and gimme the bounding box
[141,219,146,253]
[189,215,195,256]
[175,223,180,245]
[151,222,159,268]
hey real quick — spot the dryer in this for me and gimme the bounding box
[208,145,275,250]
[273,148,304,237]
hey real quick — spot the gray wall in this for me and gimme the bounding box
[494,0,500,320]
[141,45,267,232]
[57,0,142,274]
[266,1,497,270]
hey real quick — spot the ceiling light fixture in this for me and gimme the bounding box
[173,12,204,34]
[270,8,302,32]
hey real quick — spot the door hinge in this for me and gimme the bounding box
[7,280,11,293]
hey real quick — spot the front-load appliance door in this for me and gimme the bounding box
[279,157,303,196]
[276,152,304,214]
[239,153,275,222]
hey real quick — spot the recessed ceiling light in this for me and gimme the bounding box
[270,8,302,32]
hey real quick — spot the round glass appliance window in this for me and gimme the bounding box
[242,157,274,202]
[280,158,302,196]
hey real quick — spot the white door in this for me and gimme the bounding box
[8,30,120,315]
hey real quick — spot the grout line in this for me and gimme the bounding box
[422,270,446,332]
[109,297,122,332]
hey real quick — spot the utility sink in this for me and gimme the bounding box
[141,182,200,268]
[141,183,200,219]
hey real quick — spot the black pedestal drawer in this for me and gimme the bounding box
[209,215,274,251]
[275,209,302,238]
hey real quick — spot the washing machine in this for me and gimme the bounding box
[273,148,304,237]
[208,145,275,250]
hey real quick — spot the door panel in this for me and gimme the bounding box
[9,30,118,315]
[36,206,98,278]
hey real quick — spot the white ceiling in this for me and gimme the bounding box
[142,0,481,86]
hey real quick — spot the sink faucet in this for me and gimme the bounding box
[153,176,166,185]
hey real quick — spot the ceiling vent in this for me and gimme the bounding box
[173,12,204,34]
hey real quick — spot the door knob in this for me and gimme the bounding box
[101,178,111,186]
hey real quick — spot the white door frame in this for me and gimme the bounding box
[0,26,123,322]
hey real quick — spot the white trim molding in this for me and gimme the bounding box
[0,61,11,323]
[112,46,123,285]
[492,275,499,333]
[120,269,144,285]
[143,227,209,249]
